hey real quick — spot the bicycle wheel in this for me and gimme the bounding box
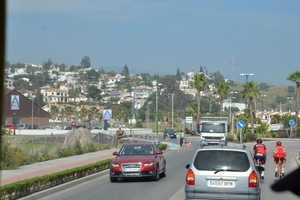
[278,161,282,179]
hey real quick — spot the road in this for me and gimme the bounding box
[36,138,300,200]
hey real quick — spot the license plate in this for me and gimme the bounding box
[209,180,234,187]
[124,168,139,172]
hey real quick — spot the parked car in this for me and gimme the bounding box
[17,124,29,129]
[39,126,54,130]
[28,125,39,129]
[91,127,103,134]
[64,126,72,130]
[190,129,196,135]
[185,145,263,200]
[163,129,177,139]
[75,125,88,129]
[5,124,18,130]
[109,141,166,182]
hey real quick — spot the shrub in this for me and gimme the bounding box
[245,132,257,142]
[277,130,288,138]
[158,143,167,150]
[135,121,143,128]
[0,143,24,170]
[227,134,234,142]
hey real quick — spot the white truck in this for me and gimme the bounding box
[199,117,228,146]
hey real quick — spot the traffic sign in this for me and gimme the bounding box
[186,116,193,123]
[237,120,245,129]
[11,95,20,110]
[102,109,112,120]
[289,119,295,126]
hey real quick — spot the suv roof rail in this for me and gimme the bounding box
[200,143,204,148]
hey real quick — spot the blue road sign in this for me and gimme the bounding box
[289,119,295,126]
[103,109,112,120]
[237,120,245,129]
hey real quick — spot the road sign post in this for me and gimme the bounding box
[289,119,295,138]
[237,120,245,143]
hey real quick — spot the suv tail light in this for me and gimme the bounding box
[248,171,258,187]
[186,169,195,185]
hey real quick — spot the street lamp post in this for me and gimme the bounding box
[262,95,266,115]
[172,93,174,129]
[240,73,254,83]
[31,97,34,129]
[154,82,162,135]
[13,112,16,135]
[287,97,293,112]
[184,87,186,129]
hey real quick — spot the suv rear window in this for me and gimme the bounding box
[193,150,250,171]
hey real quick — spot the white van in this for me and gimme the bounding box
[18,124,29,129]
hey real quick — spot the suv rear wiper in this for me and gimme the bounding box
[214,169,241,174]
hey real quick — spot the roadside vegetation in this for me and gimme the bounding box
[0,132,110,170]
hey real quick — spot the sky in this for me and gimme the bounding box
[5,0,300,86]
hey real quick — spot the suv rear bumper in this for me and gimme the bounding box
[185,188,260,200]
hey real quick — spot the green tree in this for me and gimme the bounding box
[49,105,60,124]
[174,68,181,80]
[68,89,80,103]
[286,71,300,129]
[255,122,269,138]
[86,69,100,82]
[258,83,270,91]
[64,106,75,122]
[34,90,46,107]
[211,71,224,86]
[42,58,53,70]
[69,65,79,72]
[189,73,209,123]
[81,55,91,69]
[122,64,129,77]
[86,85,101,102]
[13,79,30,91]
[240,81,261,133]
[272,114,282,124]
[213,82,230,116]
[79,107,89,124]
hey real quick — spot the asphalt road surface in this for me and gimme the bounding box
[36,138,300,200]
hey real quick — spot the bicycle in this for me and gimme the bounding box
[255,156,265,182]
[276,159,283,179]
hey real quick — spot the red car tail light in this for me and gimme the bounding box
[186,169,195,185]
[248,171,258,188]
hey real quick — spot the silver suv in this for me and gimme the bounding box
[185,145,263,200]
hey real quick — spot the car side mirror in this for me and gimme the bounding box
[156,150,163,154]
[113,151,118,156]
[186,164,190,169]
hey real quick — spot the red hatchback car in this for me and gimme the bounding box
[109,142,166,182]
[5,124,18,130]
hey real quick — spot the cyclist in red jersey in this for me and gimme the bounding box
[273,141,287,177]
[253,139,267,180]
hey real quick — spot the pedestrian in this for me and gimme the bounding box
[179,130,185,147]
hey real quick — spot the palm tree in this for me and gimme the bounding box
[189,73,209,123]
[240,81,261,133]
[213,82,230,116]
[286,71,300,129]
[64,106,75,122]
[49,105,60,124]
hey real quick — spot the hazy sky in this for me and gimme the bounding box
[5,0,300,86]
